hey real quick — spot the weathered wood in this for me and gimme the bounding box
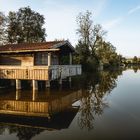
[0,65,81,81]
[50,65,82,80]
[0,66,49,80]
[16,79,21,90]
[32,80,38,91]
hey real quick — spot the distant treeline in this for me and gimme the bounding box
[122,56,140,65]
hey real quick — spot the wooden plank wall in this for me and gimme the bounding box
[0,66,49,80]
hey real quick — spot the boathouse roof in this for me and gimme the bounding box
[0,40,75,54]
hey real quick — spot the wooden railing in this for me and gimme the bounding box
[50,65,82,80]
[0,65,82,80]
[0,66,49,80]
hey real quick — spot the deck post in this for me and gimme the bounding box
[16,79,21,90]
[59,78,62,85]
[32,90,38,101]
[46,80,50,88]
[48,52,51,66]
[69,77,72,88]
[69,52,72,65]
[16,90,21,100]
[32,80,38,91]
[11,80,15,86]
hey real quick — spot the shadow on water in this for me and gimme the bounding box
[0,69,123,139]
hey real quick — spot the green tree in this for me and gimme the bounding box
[7,6,46,44]
[133,56,138,64]
[96,41,120,68]
[76,11,106,71]
[7,11,18,43]
[0,12,7,45]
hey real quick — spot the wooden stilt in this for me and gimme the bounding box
[16,79,21,90]
[32,80,38,91]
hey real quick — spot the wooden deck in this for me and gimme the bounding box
[0,65,81,81]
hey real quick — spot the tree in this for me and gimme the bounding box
[133,56,138,64]
[95,41,120,68]
[0,12,7,45]
[7,11,18,43]
[76,11,106,71]
[7,7,46,44]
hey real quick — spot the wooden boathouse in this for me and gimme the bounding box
[0,41,81,90]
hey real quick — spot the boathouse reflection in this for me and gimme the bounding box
[0,70,123,139]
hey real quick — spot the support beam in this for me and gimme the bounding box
[59,79,62,90]
[32,80,38,91]
[16,79,21,90]
[69,77,72,88]
[48,52,51,66]
[16,90,21,100]
[46,80,50,88]
[69,53,72,65]
[32,90,38,101]
[59,78,62,85]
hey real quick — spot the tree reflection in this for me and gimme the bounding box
[78,70,122,130]
[132,66,139,73]
[8,126,43,140]
[0,124,44,140]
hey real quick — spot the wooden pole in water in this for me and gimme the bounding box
[32,80,38,91]
[16,79,21,90]
[16,90,21,100]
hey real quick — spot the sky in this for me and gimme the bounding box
[0,0,140,57]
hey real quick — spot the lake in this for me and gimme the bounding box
[0,68,140,140]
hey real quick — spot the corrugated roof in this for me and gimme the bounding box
[0,41,74,53]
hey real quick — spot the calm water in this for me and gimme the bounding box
[0,69,140,140]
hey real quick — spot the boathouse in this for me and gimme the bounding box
[0,41,81,90]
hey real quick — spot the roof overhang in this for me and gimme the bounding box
[0,48,60,54]
[0,41,75,54]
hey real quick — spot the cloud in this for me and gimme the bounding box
[103,17,123,30]
[103,4,140,30]
[128,5,140,15]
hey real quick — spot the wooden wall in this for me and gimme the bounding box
[0,56,34,66]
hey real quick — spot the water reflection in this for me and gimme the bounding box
[125,65,140,73]
[78,70,122,130]
[0,69,123,139]
[0,107,79,140]
[6,125,43,140]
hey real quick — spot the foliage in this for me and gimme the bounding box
[133,56,138,64]
[0,12,7,45]
[75,11,121,71]
[95,41,121,68]
[7,6,46,44]
[75,11,107,71]
[77,70,123,130]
